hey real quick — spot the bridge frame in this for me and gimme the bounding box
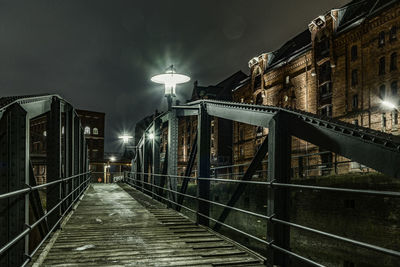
[0,95,90,267]
[130,99,400,266]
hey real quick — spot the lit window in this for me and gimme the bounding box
[93,128,99,135]
[379,31,385,47]
[84,126,90,135]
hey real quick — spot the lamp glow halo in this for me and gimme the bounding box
[151,73,190,85]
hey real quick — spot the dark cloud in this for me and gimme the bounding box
[0,0,349,150]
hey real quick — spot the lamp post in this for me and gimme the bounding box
[119,134,133,144]
[151,65,190,110]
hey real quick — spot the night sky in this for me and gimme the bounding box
[0,0,348,151]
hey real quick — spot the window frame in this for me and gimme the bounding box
[351,45,358,61]
[379,57,386,75]
[379,31,385,47]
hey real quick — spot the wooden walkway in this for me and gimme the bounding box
[34,183,265,266]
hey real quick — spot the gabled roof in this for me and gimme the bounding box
[266,29,312,71]
[191,71,247,101]
[254,0,398,73]
[336,0,398,33]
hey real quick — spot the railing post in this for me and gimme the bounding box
[0,103,28,267]
[197,103,210,226]
[139,142,144,192]
[143,132,149,192]
[73,115,80,200]
[152,118,161,199]
[267,112,291,267]
[167,110,179,207]
[135,146,140,189]
[65,104,74,212]
[47,97,62,230]
[79,130,84,191]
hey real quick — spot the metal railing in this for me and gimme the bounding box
[124,171,400,267]
[0,172,91,267]
[211,151,371,180]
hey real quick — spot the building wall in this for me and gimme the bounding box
[232,2,400,178]
[76,109,105,162]
[29,109,105,184]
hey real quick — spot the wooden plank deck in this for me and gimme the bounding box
[34,183,265,266]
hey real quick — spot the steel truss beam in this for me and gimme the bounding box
[213,135,268,231]
[197,104,211,226]
[176,133,197,212]
[167,110,179,206]
[46,97,62,229]
[267,112,291,266]
[0,103,28,267]
[176,100,400,179]
[152,118,161,198]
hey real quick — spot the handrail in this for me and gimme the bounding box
[128,172,400,198]
[0,172,91,200]
[0,172,91,263]
[125,171,400,266]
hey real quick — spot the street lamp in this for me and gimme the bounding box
[382,100,397,110]
[151,65,190,110]
[109,156,116,162]
[119,134,133,144]
[148,133,155,140]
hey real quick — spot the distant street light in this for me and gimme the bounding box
[151,65,190,110]
[382,100,397,110]
[119,134,133,144]
[109,156,116,162]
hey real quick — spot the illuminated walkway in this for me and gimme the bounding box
[34,184,264,266]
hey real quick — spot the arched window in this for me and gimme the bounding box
[84,126,90,135]
[93,128,99,135]
[390,52,397,71]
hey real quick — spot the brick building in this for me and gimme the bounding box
[30,109,105,184]
[76,109,105,162]
[232,0,400,178]
[175,71,247,176]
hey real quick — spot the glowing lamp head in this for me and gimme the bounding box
[119,134,133,144]
[382,100,397,110]
[148,133,155,140]
[110,156,116,162]
[151,65,190,96]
